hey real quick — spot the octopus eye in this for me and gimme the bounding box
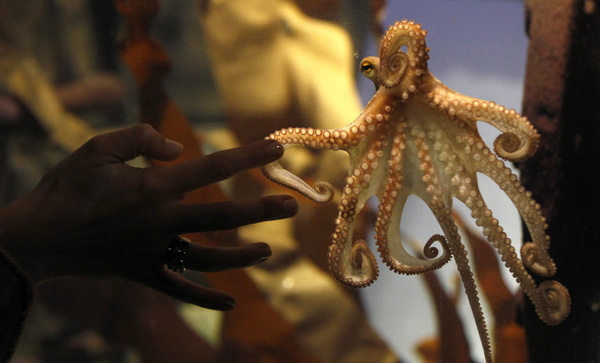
[361,61,374,74]
[360,57,381,90]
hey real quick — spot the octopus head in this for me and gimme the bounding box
[378,19,429,96]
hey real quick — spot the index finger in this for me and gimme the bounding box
[76,124,183,163]
[155,139,284,195]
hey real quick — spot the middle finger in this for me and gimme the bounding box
[154,139,284,196]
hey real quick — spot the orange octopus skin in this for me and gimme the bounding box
[261,20,570,363]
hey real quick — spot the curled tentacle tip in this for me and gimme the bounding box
[539,280,571,325]
[328,240,379,289]
[313,180,335,203]
[424,234,448,259]
[380,51,408,89]
[350,239,376,268]
[493,132,536,162]
[384,234,452,276]
[521,242,557,277]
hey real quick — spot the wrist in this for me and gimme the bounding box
[0,238,40,285]
[0,243,35,287]
[0,203,45,284]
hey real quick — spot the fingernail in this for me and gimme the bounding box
[282,197,299,216]
[258,244,272,263]
[221,299,236,311]
[265,140,284,160]
[165,138,184,154]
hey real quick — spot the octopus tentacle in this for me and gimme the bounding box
[378,20,429,93]
[439,208,493,363]
[261,158,334,203]
[266,126,361,152]
[461,137,555,276]
[520,243,555,278]
[426,87,540,162]
[328,135,389,287]
[538,280,572,325]
[261,94,399,202]
[466,101,539,162]
[377,190,452,274]
[260,126,358,202]
[376,123,451,274]
[412,126,493,361]
[462,187,570,325]
[328,190,379,288]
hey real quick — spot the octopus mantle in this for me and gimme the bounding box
[261,20,570,363]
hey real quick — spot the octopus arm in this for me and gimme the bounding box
[377,190,452,274]
[327,190,379,288]
[468,99,539,162]
[431,87,540,162]
[460,186,570,325]
[260,107,393,203]
[460,137,555,277]
[408,125,493,361]
[439,207,493,363]
[328,139,388,287]
[261,125,358,203]
[375,126,452,274]
[260,155,333,203]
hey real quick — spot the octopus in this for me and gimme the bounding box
[261,20,570,362]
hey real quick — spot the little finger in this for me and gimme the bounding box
[143,268,236,310]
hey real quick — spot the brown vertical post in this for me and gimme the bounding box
[521,0,600,361]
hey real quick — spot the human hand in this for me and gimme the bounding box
[0,124,298,310]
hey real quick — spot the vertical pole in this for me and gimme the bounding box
[521,0,600,361]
